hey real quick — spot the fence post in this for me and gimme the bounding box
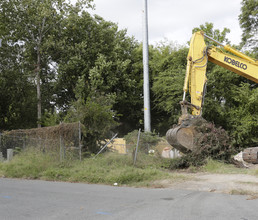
[63,138,66,160]
[0,133,2,160]
[0,133,2,154]
[23,136,25,150]
[60,133,63,161]
[0,152,3,162]
[43,138,46,153]
[7,149,13,161]
[133,128,141,166]
[59,122,65,161]
[79,121,82,161]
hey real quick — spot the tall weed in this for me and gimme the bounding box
[0,150,172,185]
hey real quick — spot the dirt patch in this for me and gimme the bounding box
[154,172,258,199]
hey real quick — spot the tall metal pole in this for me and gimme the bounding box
[142,0,151,132]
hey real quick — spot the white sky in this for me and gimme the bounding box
[86,0,243,46]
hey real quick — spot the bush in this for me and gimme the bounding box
[194,121,233,159]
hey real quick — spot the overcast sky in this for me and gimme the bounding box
[87,0,243,46]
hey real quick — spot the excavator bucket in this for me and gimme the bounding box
[166,116,206,154]
[166,125,196,154]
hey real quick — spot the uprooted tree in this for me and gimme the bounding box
[169,121,234,169]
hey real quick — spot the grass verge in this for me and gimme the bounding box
[200,159,258,175]
[0,149,187,187]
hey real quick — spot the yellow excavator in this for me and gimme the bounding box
[166,31,258,154]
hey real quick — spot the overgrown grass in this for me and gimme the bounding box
[201,159,243,174]
[200,159,258,175]
[1,149,257,188]
[0,149,60,179]
[0,149,186,187]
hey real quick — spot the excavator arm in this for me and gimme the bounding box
[181,31,208,116]
[166,31,258,153]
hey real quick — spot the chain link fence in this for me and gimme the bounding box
[0,122,82,161]
[0,125,179,163]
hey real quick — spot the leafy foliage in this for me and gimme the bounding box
[226,83,258,149]
[239,0,258,55]
[65,93,118,153]
[0,39,37,130]
[192,22,230,45]
[151,44,188,133]
[0,0,93,128]
[193,122,233,160]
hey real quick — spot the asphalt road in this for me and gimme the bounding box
[0,178,257,220]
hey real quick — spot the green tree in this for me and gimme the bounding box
[225,83,258,149]
[192,22,230,44]
[202,67,242,127]
[239,0,258,56]
[0,0,93,128]
[204,70,258,150]
[0,41,37,130]
[50,12,142,135]
[151,45,188,133]
[65,76,118,153]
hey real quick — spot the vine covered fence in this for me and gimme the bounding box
[0,122,82,161]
